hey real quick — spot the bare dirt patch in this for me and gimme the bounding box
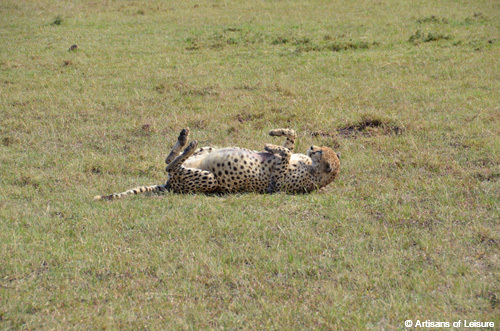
[311,117,404,138]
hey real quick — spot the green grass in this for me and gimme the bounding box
[1,0,499,329]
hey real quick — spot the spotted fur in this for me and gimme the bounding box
[94,128,340,200]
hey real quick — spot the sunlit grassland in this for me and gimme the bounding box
[1,0,499,329]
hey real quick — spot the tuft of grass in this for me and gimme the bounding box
[185,28,378,54]
[417,15,449,24]
[408,30,451,44]
[52,15,63,26]
[464,12,488,24]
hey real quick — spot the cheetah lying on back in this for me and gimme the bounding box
[94,128,340,200]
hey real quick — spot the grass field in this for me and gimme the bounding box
[1,0,499,329]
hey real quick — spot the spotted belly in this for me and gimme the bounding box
[197,148,277,192]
